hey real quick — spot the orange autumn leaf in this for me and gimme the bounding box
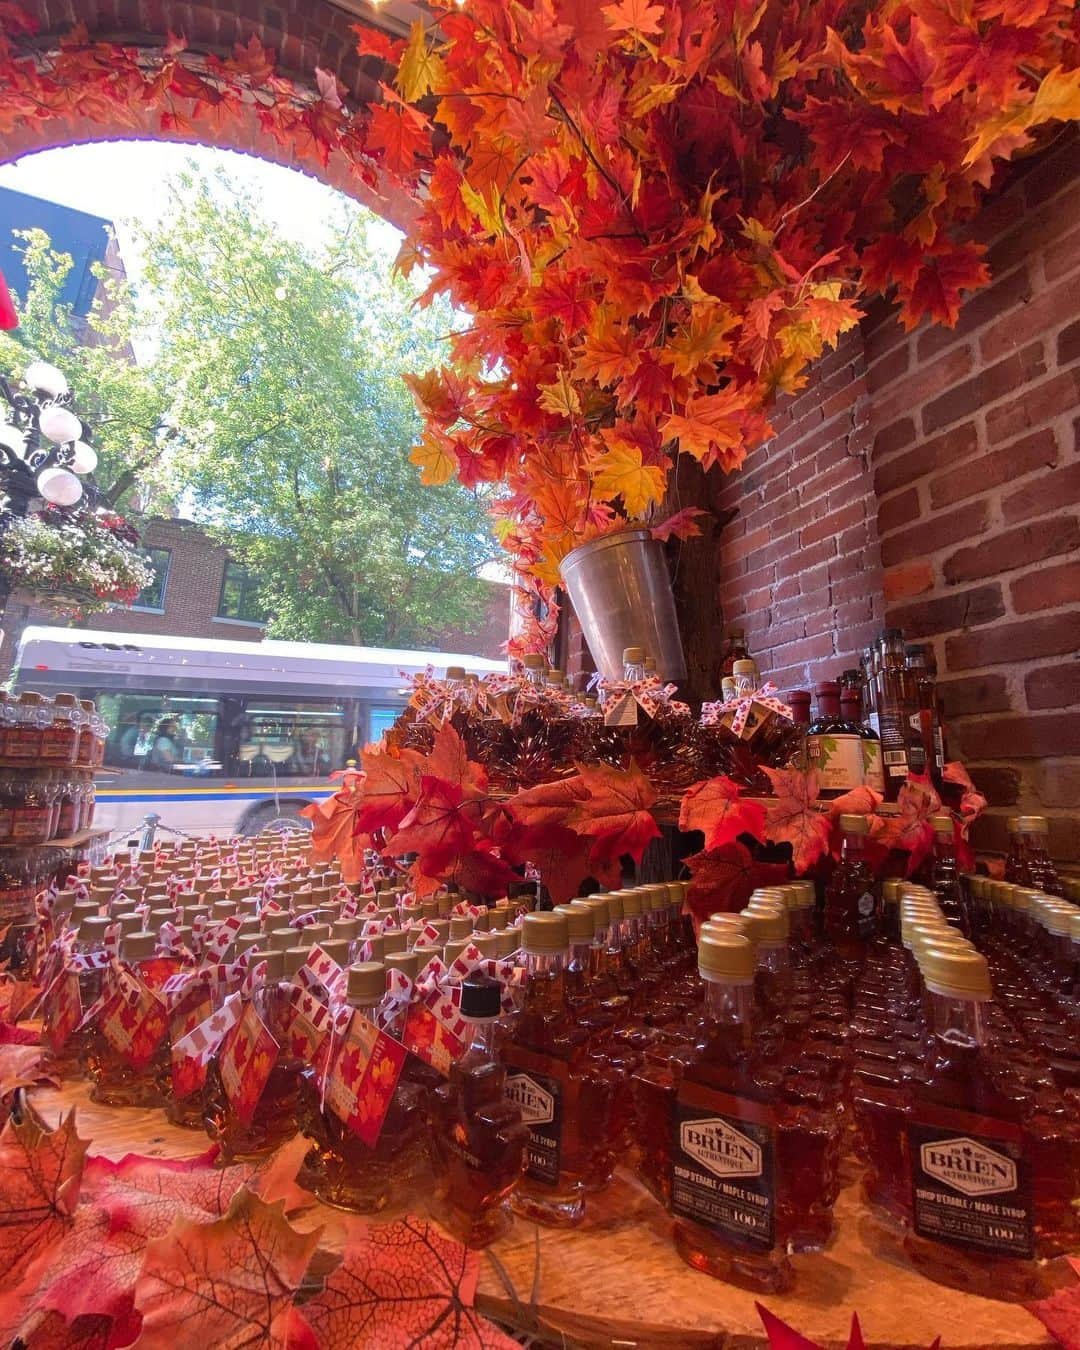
[590,440,666,515]
[680,775,767,852]
[761,766,832,874]
[566,759,661,864]
[603,0,665,39]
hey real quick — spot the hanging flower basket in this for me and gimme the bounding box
[0,507,154,615]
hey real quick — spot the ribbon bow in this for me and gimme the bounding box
[701,680,793,736]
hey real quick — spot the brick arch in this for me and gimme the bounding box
[2,0,417,226]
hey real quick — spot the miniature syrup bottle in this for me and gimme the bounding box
[927,815,967,929]
[503,912,612,1226]
[40,912,110,1077]
[300,961,428,1212]
[432,975,528,1245]
[822,813,879,959]
[85,930,174,1108]
[1005,815,1064,896]
[670,933,836,1292]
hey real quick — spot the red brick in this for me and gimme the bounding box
[883,562,934,601]
[922,343,1047,436]
[874,422,978,496]
[830,574,871,606]
[873,417,916,460]
[1025,664,1080,711]
[1060,319,1080,367]
[969,765,1022,807]
[986,368,1080,444]
[775,538,836,580]
[1022,134,1079,208]
[1035,761,1080,808]
[954,712,1080,760]
[1011,560,1080,614]
[879,501,989,567]
[946,612,1080,669]
[800,454,866,508]
[1001,461,1080,523]
[1048,814,1080,864]
[798,564,830,596]
[725,526,772,564]
[771,633,836,666]
[989,181,1080,276]
[943,516,1080,584]
[829,550,875,584]
[928,429,1058,510]
[1044,226,1080,283]
[970,812,1012,856]
[866,343,909,394]
[980,274,1080,363]
[885,584,1004,639]
[937,674,1012,718]
[875,344,973,434]
[800,501,863,549]
[877,488,920,536]
[916,267,1033,363]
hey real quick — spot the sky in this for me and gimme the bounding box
[0,139,403,285]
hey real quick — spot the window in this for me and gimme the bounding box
[131,547,170,611]
[217,560,268,624]
[368,707,400,744]
[99,692,222,780]
[225,698,352,779]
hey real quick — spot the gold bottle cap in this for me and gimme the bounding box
[428,919,451,943]
[472,908,490,932]
[732,659,757,677]
[664,881,686,908]
[579,895,611,928]
[555,903,594,941]
[348,962,386,1005]
[614,889,641,918]
[117,912,143,937]
[445,665,467,680]
[739,903,788,945]
[698,933,756,984]
[487,906,509,930]
[702,914,751,941]
[622,646,645,664]
[521,912,569,954]
[1039,902,1076,936]
[321,938,352,967]
[1013,815,1049,834]
[1070,911,1080,941]
[384,949,420,980]
[123,930,157,960]
[493,929,519,960]
[748,886,788,906]
[605,891,625,923]
[911,927,971,958]
[1063,878,1080,903]
[443,939,469,965]
[78,914,112,942]
[547,667,565,682]
[472,930,502,958]
[250,948,284,982]
[930,815,954,836]
[989,879,1014,908]
[284,946,310,978]
[1011,887,1040,915]
[521,653,546,670]
[786,880,817,910]
[882,878,904,905]
[921,948,992,1001]
[448,916,474,941]
[837,813,870,834]
[364,934,387,963]
[335,917,361,942]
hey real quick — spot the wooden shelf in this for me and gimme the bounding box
[0,827,109,853]
[29,1080,1061,1350]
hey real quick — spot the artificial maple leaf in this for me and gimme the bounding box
[574,313,640,389]
[756,1300,940,1350]
[685,843,790,929]
[679,775,767,852]
[410,430,458,486]
[537,368,582,418]
[941,760,987,834]
[761,767,832,874]
[509,772,591,829]
[385,776,486,876]
[230,33,274,84]
[879,775,943,876]
[355,746,423,833]
[603,0,664,40]
[423,721,488,799]
[900,242,990,331]
[134,1189,322,1349]
[353,23,405,65]
[651,506,708,542]
[567,760,660,864]
[590,440,667,515]
[500,821,616,907]
[366,102,428,178]
[0,1045,55,1123]
[395,20,445,102]
[298,1214,516,1349]
[661,389,749,465]
[1026,1257,1080,1350]
[0,1098,87,1291]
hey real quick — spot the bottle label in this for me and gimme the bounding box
[807,734,863,791]
[219,1002,282,1129]
[506,1065,564,1185]
[41,726,78,762]
[670,1084,775,1253]
[323,1007,407,1147]
[5,728,41,758]
[11,806,50,842]
[868,710,880,735]
[862,740,886,793]
[100,977,169,1071]
[43,971,83,1053]
[934,724,945,772]
[908,1110,1033,1260]
[401,1001,465,1076]
[604,693,638,728]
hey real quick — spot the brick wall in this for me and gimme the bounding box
[868,135,1079,864]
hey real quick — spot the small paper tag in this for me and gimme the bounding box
[101,982,168,1070]
[169,985,215,1100]
[604,692,639,727]
[219,1002,279,1128]
[324,1010,407,1147]
[400,1001,465,1076]
[43,971,82,1053]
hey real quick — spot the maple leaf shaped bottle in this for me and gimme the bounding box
[85,929,176,1109]
[504,912,613,1226]
[300,960,427,1213]
[40,912,110,1078]
[432,975,528,1246]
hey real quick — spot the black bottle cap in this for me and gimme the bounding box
[460,975,501,1019]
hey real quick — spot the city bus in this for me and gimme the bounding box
[12,625,505,840]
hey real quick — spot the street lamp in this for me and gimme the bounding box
[0,361,98,606]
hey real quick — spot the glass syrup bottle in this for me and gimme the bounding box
[840,678,885,797]
[41,912,110,1076]
[300,961,429,1212]
[901,947,1080,1299]
[670,933,836,1292]
[504,912,611,1226]
[85,930,174,1109]
[1005,816,1063,896]
[928,815,967,929]
[876,629,914,801]
[432,975,528,1246]
[806,682,863,796]
[822,813,879,958]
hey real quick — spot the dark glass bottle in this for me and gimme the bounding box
[876,630,915,802]
[806,682,863,796]
[823,814,878,958]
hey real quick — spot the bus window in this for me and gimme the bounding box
[368,706,400,744]
[100,693,223,778]
[228,699,350,779]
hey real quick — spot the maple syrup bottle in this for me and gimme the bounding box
[203,954,304,1163]
[928,816,967,930]
[806,682,864,796]
[432,976,528,1246]
[900,948,1080,1299]
[905,645,944,786]
[823,814,879,958]
[301,962,428,1212]
[41,913,110,1077]
[86,931,172,1109]
[876,630,915,801]
[504,912,610,1226]
[1005,816,1064,896]
[670,933,833,1292]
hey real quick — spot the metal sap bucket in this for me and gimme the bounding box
[559,527,687,682]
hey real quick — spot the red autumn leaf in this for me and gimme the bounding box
[603,0,665,38]
[500,821,617,907]
[679,775,767,851]
[757,1300,940,1350]
[423,721,488,799]
[385,775,486,875]
[230,33,275,84]
[0,1020,41,1044]
[650,506,708,542]
[566,760,660,864]
[899,242,991,331]
[0,1044,56,1123]
[0,977,42,1023]
[878,774,943,876]
[941,760,988,834]
[1027,1257,1080,1350]
[685,843,790,928]
[298,1214,517,1349]
[0,1098,87,1292]
[352,23,405,65]
[367,102,429,177]
[761,767,832,874]
[509,773,591,830]
[355,746,423,832]
[133,1189,322,1350]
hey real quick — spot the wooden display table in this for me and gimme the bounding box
[31,1082,1057,1350]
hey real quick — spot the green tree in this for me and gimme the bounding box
[0,228,173,511]
[136,170,499,648]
